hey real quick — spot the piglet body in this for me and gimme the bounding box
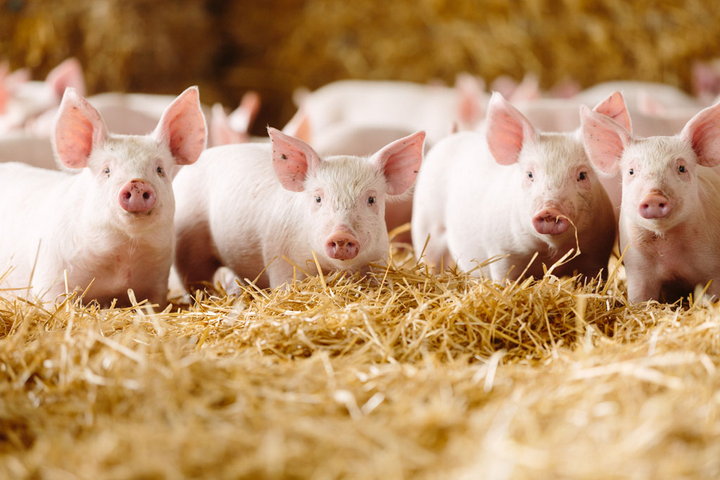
[173,128,425,290]
[412,92,621,281]
[0,132,55,169]
[0,86,206,305]
[582,101,720,303]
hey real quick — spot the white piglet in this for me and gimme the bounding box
[412,92,624,281]
[581,101,720,303]
[0,86,206,306]
[173,128,425,290]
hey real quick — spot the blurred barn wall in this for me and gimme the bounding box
[2,0,719,133]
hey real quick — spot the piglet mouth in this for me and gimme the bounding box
[532,208,570,235]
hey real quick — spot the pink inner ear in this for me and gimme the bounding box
[268,127,321,192]
[593,91,632,133]
[373,131,426,195]
[682,103,720,167]
[155,86,207,165]
[486,93,535,165]
[580,105,628,175]
[54,88,107,169]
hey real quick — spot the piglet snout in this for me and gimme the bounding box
[639,193,672,219]
[119,180,156,213]
[532,208,570,235]
[325,230,360,260]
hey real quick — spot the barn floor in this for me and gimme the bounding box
[1,247,719,479]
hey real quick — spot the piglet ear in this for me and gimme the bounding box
[455,73,486,130]
[282,108,312,143]
[371,131,425,195]
[268,126,322,192]
[6,67,30,86]
[485,92,537,165]
[681,102,720,167]
[228,90,261,134]
[154,86,207,165]
[592,91,632,133]
[46,58,86,99]
[53,87,107,169]
[580,104,631,175]
[0,68,7,116]
[509,73,540,102]
[210,103,243,146]
[692,60,720,102]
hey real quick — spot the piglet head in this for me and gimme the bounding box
[53,86,206,230]
[486,92,610,240]
[581,98,720,233]
[269,127,424,268]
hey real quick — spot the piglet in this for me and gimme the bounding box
[412,92,624,281]
[0,86,206,305]
[0,132,55,169]
[173,128,425,290]
[581,100,720,303]
[282,77,485,146]
[0,58,85,134]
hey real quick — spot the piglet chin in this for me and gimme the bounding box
[532,208,570,235]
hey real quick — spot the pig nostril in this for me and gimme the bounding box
[143,192,150,200]
[123,191,132,200]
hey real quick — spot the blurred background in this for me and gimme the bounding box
[2,0,719,134]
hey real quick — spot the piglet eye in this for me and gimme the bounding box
[628,168,634,176]
[103,167,110,176]
[678,165,687,173]
[156,166,165,177]
[577,171,588,181]
[367,196,376,206]
[527,171,534,180]
[315,196,322,204]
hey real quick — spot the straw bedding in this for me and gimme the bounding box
[1,248,719,478]
[2,0,720,478]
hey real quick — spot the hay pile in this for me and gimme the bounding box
[1,250,719,478]
[3,0,720,129]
